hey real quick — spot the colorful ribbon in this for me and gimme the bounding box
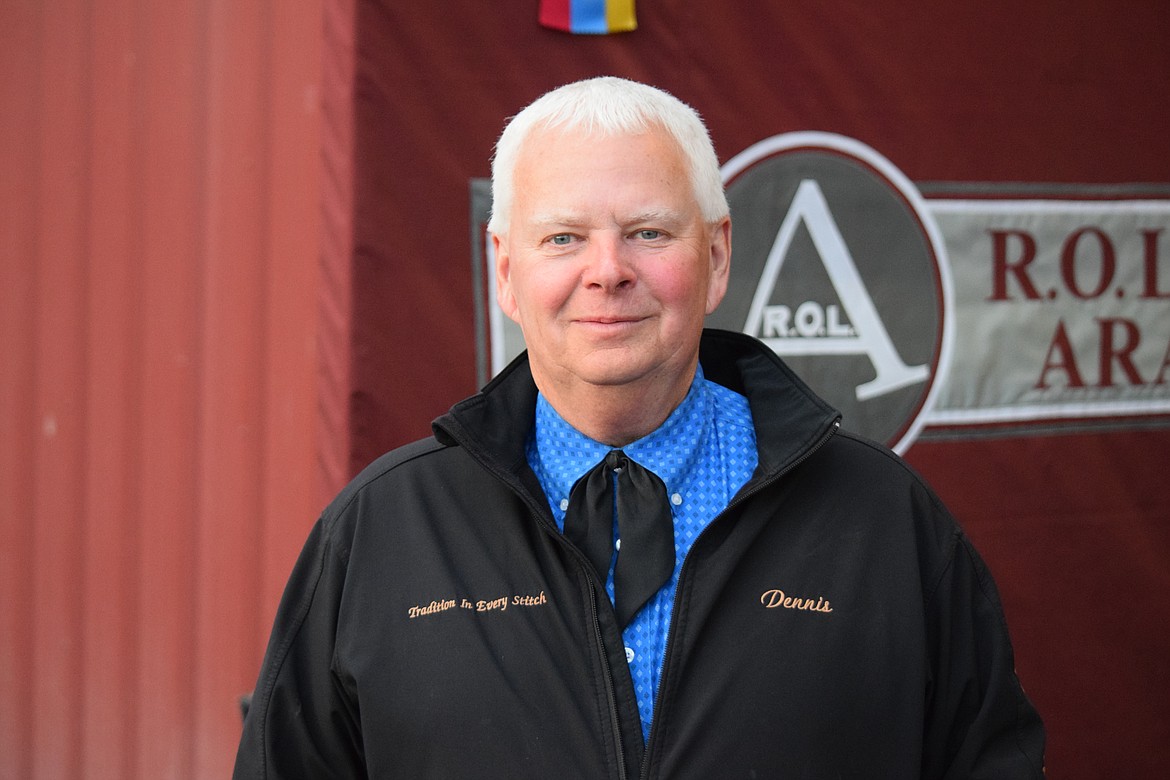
[540,0,637,34]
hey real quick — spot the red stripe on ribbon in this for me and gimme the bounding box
[539,0,573,33]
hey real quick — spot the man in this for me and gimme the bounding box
[235,77,1044,778]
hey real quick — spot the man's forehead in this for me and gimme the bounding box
[521,121,681,162]
[507,124,699,232]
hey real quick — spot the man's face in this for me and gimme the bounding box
[494,126,730,407]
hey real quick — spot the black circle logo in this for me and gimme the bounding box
[711,132,953,452]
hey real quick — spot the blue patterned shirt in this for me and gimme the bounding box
[527,367,758,742]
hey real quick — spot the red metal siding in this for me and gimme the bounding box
[0,1,327,777]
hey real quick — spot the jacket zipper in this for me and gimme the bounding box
[638,420,840,779]
[589,582,628,780]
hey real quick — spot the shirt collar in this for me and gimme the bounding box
[528,367,712,508]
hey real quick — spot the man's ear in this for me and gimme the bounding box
[493,233,521,324]
[705,217,732,315]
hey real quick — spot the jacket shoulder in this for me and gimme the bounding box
[814,429,965,581]
[321,437,452,528]
[822,428,948,499]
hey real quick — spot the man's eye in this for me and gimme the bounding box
[549,234,573,246]
[635,229,662,240]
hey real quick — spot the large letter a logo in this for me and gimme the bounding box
[744,179,929,401]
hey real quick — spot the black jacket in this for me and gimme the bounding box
[235,329,1044,778]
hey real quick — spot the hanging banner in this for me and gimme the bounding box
[927,196,1170,424]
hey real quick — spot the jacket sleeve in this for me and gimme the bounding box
[921,530,1046,779]
[233,515,366,779]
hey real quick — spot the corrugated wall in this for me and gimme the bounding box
[0,1,329,777]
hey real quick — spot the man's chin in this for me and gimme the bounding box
[563,347,649,379]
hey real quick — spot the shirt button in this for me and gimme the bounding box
[559,498,569,511]
[671,492,683,506]
[625,646,635,663]
[615,538,621,551]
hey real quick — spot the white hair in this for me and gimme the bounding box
[487,77,729,235]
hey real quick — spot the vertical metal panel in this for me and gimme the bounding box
[274,0,345,625]
[137,1,205,773]
[1,5,43,777]
[33,2,91,776]
[0,0,325,777]
[318,0,355,500]
[83,3,140,775]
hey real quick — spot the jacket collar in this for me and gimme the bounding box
[432,328,841,484]
[697,329,841,477]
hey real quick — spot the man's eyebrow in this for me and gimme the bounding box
[524,208,687,230]
[624,208,686,226]
[527,211,586,228]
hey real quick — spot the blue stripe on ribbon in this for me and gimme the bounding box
[571,0,610,33]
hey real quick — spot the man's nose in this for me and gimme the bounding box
[582,234,634,291]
